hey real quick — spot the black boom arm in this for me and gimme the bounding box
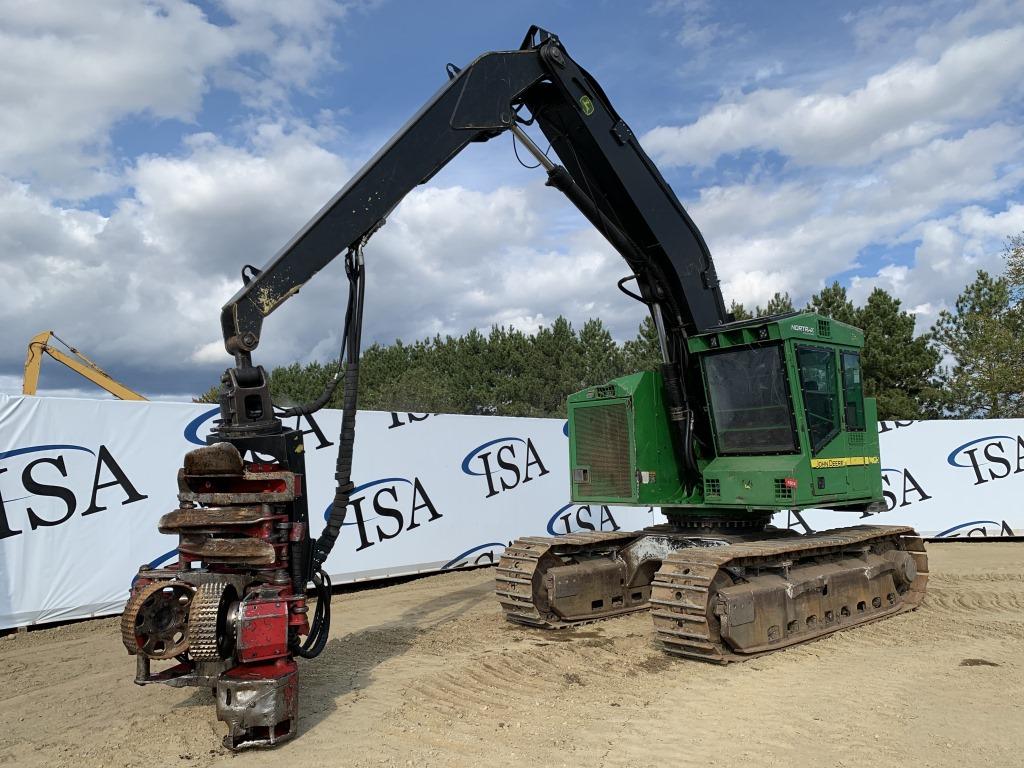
[220,27,726,362]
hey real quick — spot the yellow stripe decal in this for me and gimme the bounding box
[810,456,880,469]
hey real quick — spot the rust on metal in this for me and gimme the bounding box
[120,580,195,660]
[189,582,237,661]
[183,442,244,476]
[216,661,298,750]
[649,525,928,662]
[177,468,298,505]
[496,531,652,627]
[159,505,275,532]
[178,535,277,564]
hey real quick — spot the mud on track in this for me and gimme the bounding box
[2,543,1022,768]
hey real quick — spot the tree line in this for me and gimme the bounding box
[198,235,1024,420]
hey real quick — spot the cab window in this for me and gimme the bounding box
[841,352,866,431]
[704,345,797,455]
[796,346,840,453]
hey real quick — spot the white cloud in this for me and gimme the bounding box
[0,124,351,381]
[635,6,1024,330]
[842,1,937,52]
[0,123,650,395]
[642,25,1024,168]
[212,0,355,106]
[690,123,1023,315]
[849,203,1024,328]
[0,0,354,197]
[0,1,234,194]
[2,0,1023,400]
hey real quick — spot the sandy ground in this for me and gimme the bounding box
[2,543,1023,768]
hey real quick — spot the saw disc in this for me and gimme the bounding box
[120,580,195,659]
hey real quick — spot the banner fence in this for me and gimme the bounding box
[1,394,1021,629]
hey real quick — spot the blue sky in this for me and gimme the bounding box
[1,0,1022,398]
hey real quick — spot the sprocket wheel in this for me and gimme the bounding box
[121,580,195,659]
[188,582,238,661]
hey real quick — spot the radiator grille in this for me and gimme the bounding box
[573,402,632,499]
[849,432,864,445]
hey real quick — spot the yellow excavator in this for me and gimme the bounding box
[23,331,146,400]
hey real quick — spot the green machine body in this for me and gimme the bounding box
[567,312,882,516]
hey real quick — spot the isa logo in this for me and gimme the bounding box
[880,467,932,511]
[546,503,622,535]
[461,437,549,498]
[947,435,1024,486]
[0,444,148,540]
[933,520,1017,539]
[184,407,336,451]
[323,476,442,552]
[441,542,506,570]
[183,407,220,446]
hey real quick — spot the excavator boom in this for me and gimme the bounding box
[23,331,146,401]
[219,27,725,360]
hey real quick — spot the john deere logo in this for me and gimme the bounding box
[579,95,594,115]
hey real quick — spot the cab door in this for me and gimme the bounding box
[795,345,846,496]
[841,351,870,492]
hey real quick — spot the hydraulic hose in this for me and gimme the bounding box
[289,234,370,659]
[277,281,355,418]
[312,240,366,573]
[291,570,332,658]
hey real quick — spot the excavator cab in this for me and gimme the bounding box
[568,311,882,516]
[694,311,882,509]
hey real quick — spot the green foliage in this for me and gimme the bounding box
[728,301,752,321]
[806,281,857,326]
[755,291,795,317]
[194,385,220,404]
[196,316,636,419]
[857,289,941,419]
[728,291,795,319]
[622,316,661,372]
[196,245,1024,423]
[1005,233,1024,301]
[931,269,1024,418]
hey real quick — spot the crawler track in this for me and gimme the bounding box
[497,525,929,662]
[650,525,929,662]
[495,531,645,628]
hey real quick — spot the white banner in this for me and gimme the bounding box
[0,394,1021,629]
[772,418,1024,539]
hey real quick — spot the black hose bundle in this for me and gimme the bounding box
[312,242,364,572]
[291,570,332,658]
[288,233,370,659]
[276,272,357,418]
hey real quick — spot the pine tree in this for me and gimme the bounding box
[806,282,857,326]
[754,291,795,317]
[578,318,625,387]
[931,270,1024,417]
[1005,233,1024,301]
[623,315,661,371]
[857,289,940,419]
[728,301,752,321]
[529,316,582,417]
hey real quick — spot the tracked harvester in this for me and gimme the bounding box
[120,26,927,749]
[495,313,928,660]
